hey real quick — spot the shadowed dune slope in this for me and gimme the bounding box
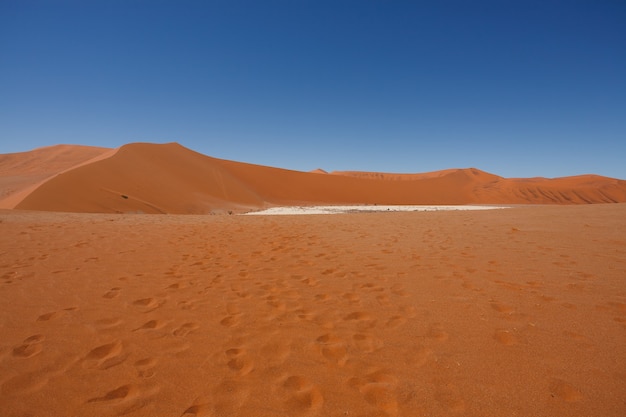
[8,142,626,213]
[0,144,112,208]
[471,175,626,204]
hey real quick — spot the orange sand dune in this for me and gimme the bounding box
[331,168,469,180]
[1,204,625,416]
[4,142,626,214]
[13,143,265,214]
[0,144,112,209]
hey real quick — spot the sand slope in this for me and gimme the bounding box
[1,204,625,416]
[13,143,265,214]
[4,142,626,213]
[0,144,112,209]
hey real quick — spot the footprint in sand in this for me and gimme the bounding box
[134,319,167,331]
[282,375,324,414]
[103,287,121,299]
[294,308,314,322]
[342,293,361,304]
[359,282,377,290]
[132,297,165,312]
[225,347,255,376]
[12,343,42,358]
[86,382,159,416]
[12,334,45,358]
[301,277,319,287]
[82,340,127,370]
[173,322,200,337]
[344,311,372,321]
[220,303,243,327]
[166,281,187,290]
[87,384,136,403]
[315,333,348,367]
[348,370,398,416]
[36,310,64,321]
[180,396,212,417]
[134,357,158,378]
[220,315,240,328]
[132,297,157,307]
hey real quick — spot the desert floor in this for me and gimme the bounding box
[1,204,625,417]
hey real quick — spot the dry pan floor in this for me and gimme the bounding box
[244,205,508,215]
[0,204,625,417]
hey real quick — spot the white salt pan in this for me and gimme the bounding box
[244,205,509,215]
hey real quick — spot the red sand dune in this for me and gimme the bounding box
[330,168,463,180]
[0,144,113,209]
[2,142,626,214]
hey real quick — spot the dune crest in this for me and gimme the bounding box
[2,142,625,214]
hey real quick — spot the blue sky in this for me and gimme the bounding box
[1,0,625,178]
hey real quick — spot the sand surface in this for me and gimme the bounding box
[1,204,625,416]
[3,143,625,214]
[0,144,112,209]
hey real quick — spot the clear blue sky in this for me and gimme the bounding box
[1,0,625,179]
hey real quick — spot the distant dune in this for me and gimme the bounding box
[1,142,625,213]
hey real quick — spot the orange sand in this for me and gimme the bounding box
[0,144,112,209]
[1,204,625,416]
[2,142,625,214]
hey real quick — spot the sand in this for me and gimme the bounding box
[3,142,625,214]
[0,144,113,210]
[1,204,625,416]
[1,142,625,415]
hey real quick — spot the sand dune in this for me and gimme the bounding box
[0,144,112,209]
[1,204,625,416]
[2,142,626,214]
[10,143,266,214]
[330,168,470,180]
